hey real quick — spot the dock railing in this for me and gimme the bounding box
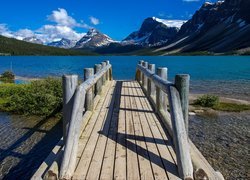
[60,60,112,179]
[135,60,224,180]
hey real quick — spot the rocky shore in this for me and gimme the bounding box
[189,94,250,179]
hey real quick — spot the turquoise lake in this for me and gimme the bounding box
[1,56,249,100]
[0,56,249,179]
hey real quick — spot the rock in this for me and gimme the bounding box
[194,110,204,113]
[189,112,196,116]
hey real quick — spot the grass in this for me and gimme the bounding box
[0,78,62,116]
[213,102,250,112]
[193,94,250,112]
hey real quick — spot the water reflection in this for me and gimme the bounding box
[0,113,62,179]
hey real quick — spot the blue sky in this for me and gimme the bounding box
[0,0,218,42]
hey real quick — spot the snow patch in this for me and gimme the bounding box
[152,17,186,28]
[237,19,246,28]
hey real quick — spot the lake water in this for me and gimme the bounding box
[0,56,250,100]
[0,56,249,179]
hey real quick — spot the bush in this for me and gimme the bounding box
[0,71,15,83]
[0,77,62,116]
[194,94,219,107]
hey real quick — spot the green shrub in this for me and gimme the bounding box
[0,71,15,83]
[194,94,219,107]
[0,77,62,116]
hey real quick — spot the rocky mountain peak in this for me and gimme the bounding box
[123,17,181,46]
[74,29,114,49]
[47,38,77,49]
[23,36,43,44]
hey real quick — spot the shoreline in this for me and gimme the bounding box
[15,75,41,81]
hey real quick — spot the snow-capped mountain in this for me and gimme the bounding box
[123,17,185,46]
[48,38,78,49]
[74,29,115,49]
[23,36,43,44]
[156,0,250,54]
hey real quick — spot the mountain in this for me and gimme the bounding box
[0,35,94,56]
[155,0,250,54]
[123,17,183,46]
[48,38,78,49]
[74,29,115,49]
[23,36,43,45]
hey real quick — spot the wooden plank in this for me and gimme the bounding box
[86,81,117,179]
[113,81,127,180]
[76,82,112,164]
[31,139,63,180]
[73,81,115,179]
[134,81,180,179]
[123,81,140,180]
[131,81,168,180]
[99,81,121,180]
[127,81,155,180]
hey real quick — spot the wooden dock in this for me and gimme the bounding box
[32,61,224,180]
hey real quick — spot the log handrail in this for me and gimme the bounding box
[59,62,112,179]
[136,62,193,179]
[136,61,224,180]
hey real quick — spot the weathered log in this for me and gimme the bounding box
[142,61,148,90]
[147,64,155,98]
[62,75,78,144]
[59,64,111,180]
[175,74,190,133]
[167,85,193,179]
[136,64,223,179]
[94,64,102,95]
[84,68,94,111]
[101,62,107,84]
[156,67,168,112]
[138,60,144,83]
[104,60,110,80]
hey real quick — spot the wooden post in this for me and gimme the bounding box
[142,61,148,90]
[101,62,107,84]
[147,64,155,98]
[109,65,113,81]
[167,86,193,179]
[156,67,168,111]
[104,60,110,81]
[62,75,78,144]
[94,64,102,95]
[84,68,94,111]
[175,74,190,133]
[138,60,144,83]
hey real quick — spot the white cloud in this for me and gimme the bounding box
[15,29,35,40]
[37,25,85,43]
[47,8,92,29]
[0,24,14,38]
[48,8,77,27]
[0,8,91,44]
[89,16,100,25]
